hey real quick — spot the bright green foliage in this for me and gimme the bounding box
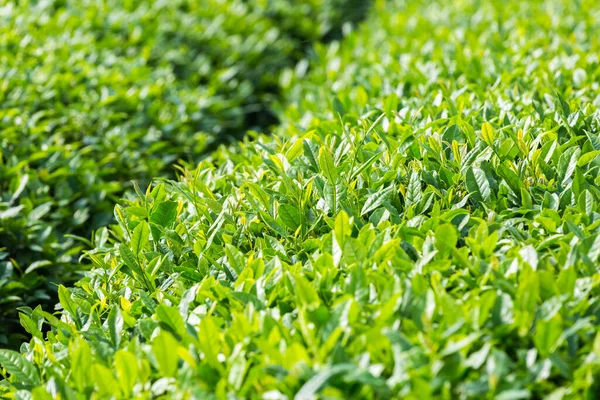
[0,0,363,346]
[3,0,600,398]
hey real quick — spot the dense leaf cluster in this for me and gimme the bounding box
[2,0,600,398]
[0,0,364,346]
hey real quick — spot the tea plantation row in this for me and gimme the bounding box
[2,0,600,399]
[0,0,367,347]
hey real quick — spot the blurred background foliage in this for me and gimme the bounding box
[0,0,370,348]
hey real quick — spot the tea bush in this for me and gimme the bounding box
[3,0,600,398]
[0,0,366,347]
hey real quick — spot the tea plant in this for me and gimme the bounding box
[2,0,600,398]
[0,0,364,347]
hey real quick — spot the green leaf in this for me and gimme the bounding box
[466,166,491,203]
[578,190,594,215]
[405,171,422,207]
[58,285,78,322]
[334,210,352,247]
[435,223,458,255]
[108,306,123,348]
[156,304,186,338]
[150,201,178,228]
[131,221,150,257]
[152,331,179,377]
[534,317,563,357]
[293,274,320,308]
[119,244,144,276]
[342,237,367,265]
[497,164,522,196]
[350,150,382,181]
[19,313,42,340]
[0,205,24,220]
[365,113,386,136]
[279,203,302,230]
[333,97,346,117]
[577,150,600,167]
[362,185,396,215]
[126,206,148,218]
[115,350,138,398]
[244,182,271,210]
[318,147,338,184]
[496,390,532,400]
[227,346,248,391]
[557,266,576,296]
[70,337,92,390]
[0,350,40,385]
[224,243,245,274]
[558,147,581,185]
[303,139,320,171]
[92,364,119,397]
[481,122,496,147]
[9,174,28,203]
[296,364,354,399]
